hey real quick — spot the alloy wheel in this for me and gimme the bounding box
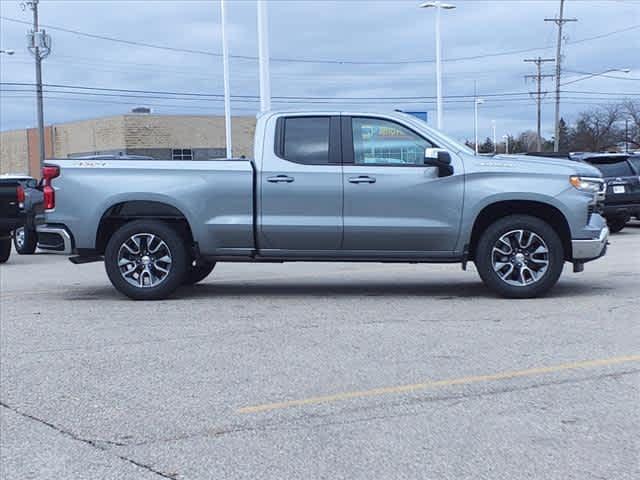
[117,233,173,288]
[491,229,549,286]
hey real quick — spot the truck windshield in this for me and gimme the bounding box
[400,114,476,156]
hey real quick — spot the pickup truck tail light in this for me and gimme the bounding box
[16,185,25,208]
[41,164,60,211]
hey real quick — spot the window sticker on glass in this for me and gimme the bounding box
[352,118,434,166]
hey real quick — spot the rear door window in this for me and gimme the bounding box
[281,117,330,165]
[594,161,634,177]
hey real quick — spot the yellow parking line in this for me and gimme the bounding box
[237,355,640,414]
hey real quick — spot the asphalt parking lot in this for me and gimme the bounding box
[1,223,639,480]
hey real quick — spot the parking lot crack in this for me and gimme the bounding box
[0,402,178,479]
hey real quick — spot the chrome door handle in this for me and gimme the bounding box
[348,176,376,184]
[267,175,295,183]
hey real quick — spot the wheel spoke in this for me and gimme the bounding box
[499,263,515,280]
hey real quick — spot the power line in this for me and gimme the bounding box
[0,81,534,100]
[1,15,638,65]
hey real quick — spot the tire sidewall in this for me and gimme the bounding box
[104,220,188,300]
[475,215,564,298]
[13,227,37,254]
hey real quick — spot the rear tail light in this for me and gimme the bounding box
[41,164,60,211]
[16,185,25,208]
[43,185,55,210]
[42,165,60,182]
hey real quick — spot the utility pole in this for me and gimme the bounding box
[524,57,554,152]
[625,118,629,153]
[26,0,51,168]
[545,0,576,152]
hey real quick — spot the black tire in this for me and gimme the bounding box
[474,215,564,299]
[183,262,216,285]
[0,237,11,263]
[606,216,627,234]
[104,220,189,300]
[13,227,38,254]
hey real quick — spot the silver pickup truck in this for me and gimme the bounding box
[39,111,609,300]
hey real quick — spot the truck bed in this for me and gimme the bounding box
[45,159,256,255]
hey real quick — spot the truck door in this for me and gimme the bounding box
[259,115,343,252]
[341,115,464,254]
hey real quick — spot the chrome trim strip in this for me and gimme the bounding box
[36,225,72,255]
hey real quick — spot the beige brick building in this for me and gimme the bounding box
[0,114,256,176]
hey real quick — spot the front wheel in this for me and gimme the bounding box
[13,227,38,254]
[474,215,564,298]
[104,220,189,300]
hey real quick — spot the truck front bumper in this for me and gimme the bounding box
[572,225,609,261]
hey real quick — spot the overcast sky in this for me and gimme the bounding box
[1,0,638,143]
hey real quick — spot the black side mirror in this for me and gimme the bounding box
[424,149,454,177]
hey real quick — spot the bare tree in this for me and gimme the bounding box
[570,105,621,152]
[622,99,640,149]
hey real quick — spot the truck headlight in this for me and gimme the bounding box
[569,176,603,193]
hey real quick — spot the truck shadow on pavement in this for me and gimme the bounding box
[65,279,611,301]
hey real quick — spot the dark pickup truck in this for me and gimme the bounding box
[0,175,43,263]
[576,154,640,233]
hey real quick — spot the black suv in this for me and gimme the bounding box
[576,154,640,233]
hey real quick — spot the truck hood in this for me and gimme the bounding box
[486,154,603,178]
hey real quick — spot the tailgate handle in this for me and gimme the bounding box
[348,176,376,184]
[267,175,295,183]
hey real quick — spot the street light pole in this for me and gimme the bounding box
[220,0,233,158]
[492,120,496,153]
[503,134,510,154]
[419,1,456,131]
[474,98,484,155]
[257,0,271,112]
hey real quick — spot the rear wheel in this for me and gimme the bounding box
[13,227,38,254]
[104,220,188,300]
[0,237,11,263]
[606,216,628,234]
[475,215,564,298]
[183,262,216,285]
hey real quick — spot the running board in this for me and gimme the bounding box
[69,255,103,265]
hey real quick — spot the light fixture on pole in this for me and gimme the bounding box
[419,1,456,131]
[474,98,484,155]
[0,49,15,55]
[257,0,272,112]
[561,68,631,87]
[220,0,233,158]
[502,134,510,154]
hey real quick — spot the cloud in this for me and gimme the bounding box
[1,0,638,140]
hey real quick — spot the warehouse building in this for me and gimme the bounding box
[0,113,256,176]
